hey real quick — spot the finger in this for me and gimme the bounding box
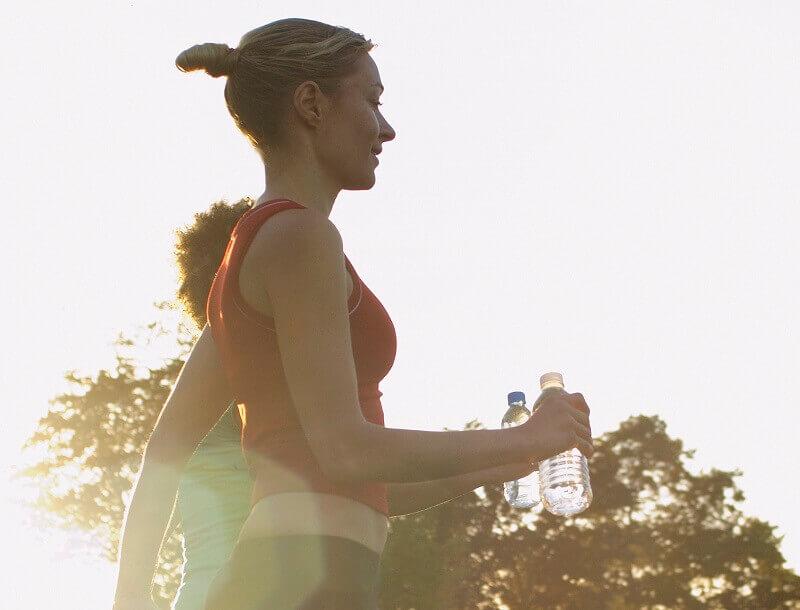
[568,406,590,429]
[567,392,590,416]
[573,433,594,458]
[572,420,592,443]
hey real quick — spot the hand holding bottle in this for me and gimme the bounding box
[520,390,593,462]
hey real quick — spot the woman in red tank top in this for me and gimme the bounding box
[113,17,594,610]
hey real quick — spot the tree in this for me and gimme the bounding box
[380,416,800,610]
[19,321,800,609]
[16,310,194,606]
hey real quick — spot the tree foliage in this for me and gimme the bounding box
[17,314,194,605]
[380,416,800,609]
[19,325,800,609]
[17,197,252,606]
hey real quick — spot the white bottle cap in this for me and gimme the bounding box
[540,372,564,389]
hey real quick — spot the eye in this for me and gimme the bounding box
[372,100,383,107]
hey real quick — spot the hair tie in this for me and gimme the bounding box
[225,46,240,75]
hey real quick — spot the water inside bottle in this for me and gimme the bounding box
[536,372,593,516]
[501,396,541,509]
[510,471,540,509]
[539,448,592,516]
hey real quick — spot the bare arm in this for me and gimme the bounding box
[112,325,234,606]
[345,392,592,484]
[256,210,593,487]
[348,424,535,483]
[387,461,537,517]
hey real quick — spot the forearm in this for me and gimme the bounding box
[113,459,183,602]
[341,423,533,484]
[387,467,498,517]
[386,462,533,516]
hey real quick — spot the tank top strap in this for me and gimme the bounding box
[228,199,363,327]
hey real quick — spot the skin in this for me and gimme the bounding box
[115,53,396,610]
[256,52,396,218]
[113,49,594,610]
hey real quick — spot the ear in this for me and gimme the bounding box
[292,80,329,129]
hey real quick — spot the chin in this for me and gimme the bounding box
[344,173,377,191]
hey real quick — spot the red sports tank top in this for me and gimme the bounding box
[206,199,396,516]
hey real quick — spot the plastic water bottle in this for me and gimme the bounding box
[501,391,541,509]
[536,372,593,516]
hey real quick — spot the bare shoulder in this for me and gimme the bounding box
[239,208,347,316]
[248,208,343,264]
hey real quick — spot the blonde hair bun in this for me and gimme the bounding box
[175,42,239,78]
[175,19,374,160]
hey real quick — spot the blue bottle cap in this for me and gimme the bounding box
[507,391,525,404]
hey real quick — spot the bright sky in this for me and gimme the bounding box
[2,2,799,608]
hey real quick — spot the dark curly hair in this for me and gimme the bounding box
[174,198,252,330]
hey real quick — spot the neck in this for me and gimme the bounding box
[255,149,339,218]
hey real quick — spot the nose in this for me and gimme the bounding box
[379,114,396,144]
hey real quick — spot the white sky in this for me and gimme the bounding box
[1,2,799,608]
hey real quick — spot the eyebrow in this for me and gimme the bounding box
[372,82,384,93]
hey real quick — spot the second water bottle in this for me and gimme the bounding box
[501,391,541,509]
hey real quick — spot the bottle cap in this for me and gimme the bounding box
[539,372,564,389]
[507,391,526,404]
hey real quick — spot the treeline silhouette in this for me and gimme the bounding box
[17,198,800,609]
[18,315,800,609]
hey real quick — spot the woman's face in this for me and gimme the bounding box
[317,53,396,190]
